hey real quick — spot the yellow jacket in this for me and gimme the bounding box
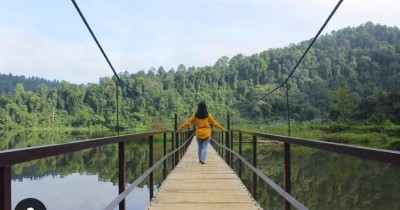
[178,113,226,139]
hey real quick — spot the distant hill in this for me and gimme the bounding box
[0,73,60,94]
[0,22,399,129]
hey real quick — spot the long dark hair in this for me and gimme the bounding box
[195,101,209,119]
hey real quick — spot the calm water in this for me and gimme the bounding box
[233,140,400,210]
[2,130,168,210]
[12,173,150,209]
[2,130,400,210]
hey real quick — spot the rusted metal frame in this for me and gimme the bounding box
[116,80,120,136]
[285,82,292,210]
[219,133,222,155]
[104,133,194,210]
[117,80,125,210]
[174,114,178,166]
[221,132,225,159]
[180,133,184,159]
[226,131,230,164]
[1,166,11,210]
[118,142,125,210]
[252,135,257,200]
[235,130,400,165]
[182,133,184,157]
[0,131,166,167]
[171,132,175,169]
[163,132,167,180]
[227,112,232,167]
[284,143,291,210]
[174,132,179,165]
[149,135,154,200]
[216,133,221,155]
[286,82,291,137]
[179,133,182,161]
[210,138,308,210]
[230,131,234,168]
[178,133,181,160]
[239,132,243,179]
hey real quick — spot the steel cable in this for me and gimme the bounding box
[71,0,164,110]
[238,0,344,113]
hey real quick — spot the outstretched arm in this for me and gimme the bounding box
[209,114,227,132]
[177,115,196,131]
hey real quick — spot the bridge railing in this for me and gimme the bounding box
[212,129,400,210]
[0,130,194,210]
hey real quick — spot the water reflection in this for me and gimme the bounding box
[233,143,400,210]
[12,173,150,210]
[4,130,399,210]
[4,130,170,209]
[0,129,114,150]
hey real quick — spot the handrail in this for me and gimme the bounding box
[210,138,308,210]
[104,132,194,210]
[234,130,400,165]
[0,129,193,210]
[0,130,166,167]
[213,129,400,210]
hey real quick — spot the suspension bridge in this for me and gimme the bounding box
[1,116,399,210]
[2,0,400,209]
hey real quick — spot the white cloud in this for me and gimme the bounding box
[1,0,399,84]
[0,26,111,84]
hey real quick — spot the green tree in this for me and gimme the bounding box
[328,86,360,122]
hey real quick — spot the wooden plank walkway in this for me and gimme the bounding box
[147,137,262,210]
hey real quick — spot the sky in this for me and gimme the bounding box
[0,0,399,84]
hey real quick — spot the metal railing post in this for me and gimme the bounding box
[230,131,234,167]
[171,132,175,169]
[180,133,184,158]
[163,132,167,180]
[227,114,230,165]
[218,133,222,156]
[221,132,226,158]
[149,135,154,200]
[284,143,291,210]
[174,114,179,166]
[285,82,292,210]
[239,132,243,179]
[1,166,11,210]
[252,135,257,200]
[116,80,120,136]
[225,131,230,164]
[118,142,125,210]
[286,83,291,137]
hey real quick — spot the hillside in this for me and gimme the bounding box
[0,73,60,94]
[0,22,399,129]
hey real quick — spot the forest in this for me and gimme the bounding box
[0,22,399,131]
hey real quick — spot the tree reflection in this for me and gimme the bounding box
[233,144,400,210]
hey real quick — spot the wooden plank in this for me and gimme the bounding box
[147,138,262,210]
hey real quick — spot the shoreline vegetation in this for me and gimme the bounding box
[2,121,399,150]
[231,120,400,149]
[1,23,399,150]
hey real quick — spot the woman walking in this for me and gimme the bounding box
[177,101,227,164]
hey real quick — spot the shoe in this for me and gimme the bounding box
[200,161,205,164]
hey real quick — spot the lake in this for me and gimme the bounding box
[2,130,170,210]
[1,130,399,209]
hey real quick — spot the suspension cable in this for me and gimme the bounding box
[71,0,164,110]
[238,0,344,113]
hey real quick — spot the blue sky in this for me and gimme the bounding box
[1,0,399,84]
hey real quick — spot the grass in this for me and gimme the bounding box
[320,132,389,144]
[232,120,400,148]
